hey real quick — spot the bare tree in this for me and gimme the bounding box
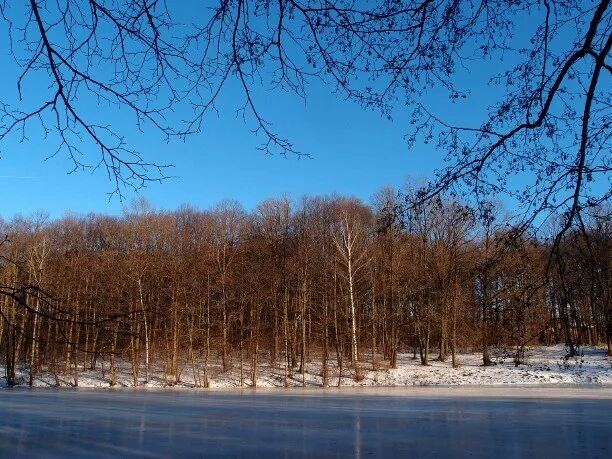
[1,195,610,387]
[211,199,245,372]
[1,1,608,238]
[332,200,371,380]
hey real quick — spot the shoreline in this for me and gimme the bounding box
[4,383,612,399]
[3,345,610,390]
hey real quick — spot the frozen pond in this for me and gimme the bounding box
[1,387,611,458]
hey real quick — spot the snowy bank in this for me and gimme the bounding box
[2,345,611,389]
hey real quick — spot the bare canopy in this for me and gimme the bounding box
[0,0,610,234]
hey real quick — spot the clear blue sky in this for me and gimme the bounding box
[0,3,537,219]
[0,72,458,219]
[0,84,449,218]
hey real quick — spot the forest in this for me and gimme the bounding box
[1,189,610,387]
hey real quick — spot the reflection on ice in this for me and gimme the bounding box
[1,388,611,458]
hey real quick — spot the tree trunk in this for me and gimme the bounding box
[138,278,150,384]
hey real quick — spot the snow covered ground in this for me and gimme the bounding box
[2,345,611,388]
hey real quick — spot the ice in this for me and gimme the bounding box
[0,387,610,458]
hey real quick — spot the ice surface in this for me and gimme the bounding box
[0,387,610,458]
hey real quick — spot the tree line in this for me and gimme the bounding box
[1,190,610,387]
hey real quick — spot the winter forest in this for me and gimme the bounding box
[0,0,610,456]
[1,188,610,388]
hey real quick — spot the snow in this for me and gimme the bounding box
[2,345,611,389]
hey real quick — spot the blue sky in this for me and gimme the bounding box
[0,2,544,219]
[0,81,446,218]
[0,59,457,218]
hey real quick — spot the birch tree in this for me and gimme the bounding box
[332,200,371,380]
